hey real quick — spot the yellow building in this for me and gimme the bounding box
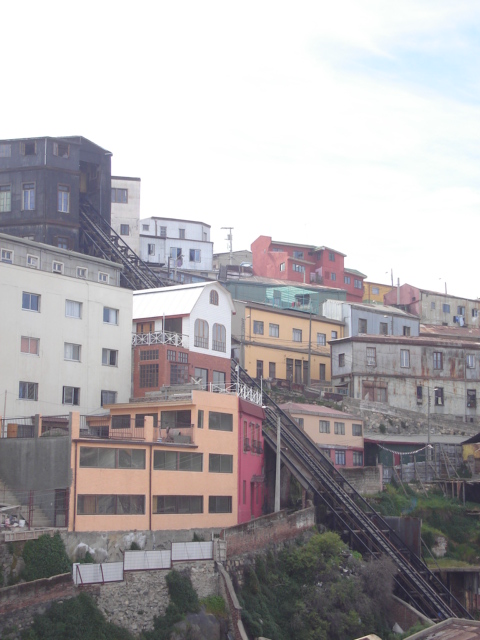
[233,301,344,385]
[363,281,394,304]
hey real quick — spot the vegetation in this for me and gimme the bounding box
[21,592,134,640]
[21,532,71,582]
[199,595,227,618]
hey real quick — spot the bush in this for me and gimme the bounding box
[22,533,71,582]
[200,595,227,617]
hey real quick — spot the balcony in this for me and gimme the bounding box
[132,330,188,348]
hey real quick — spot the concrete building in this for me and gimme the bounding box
[0,233,132,417]
[330,334,480,422]
[251,236,366,302]
[384,283,480,328]
[0,136,111,252]
[132,282,235,395]
[232,300,344,385]
[111,176,141,255]
[139,216,213,273]
[322,300,420,338]
[278,402,364,468]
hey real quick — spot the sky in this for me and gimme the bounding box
[4,1,480,298]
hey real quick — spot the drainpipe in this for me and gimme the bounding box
[149,445,152,531]
[73,441,77,532]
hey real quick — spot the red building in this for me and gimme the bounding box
[238,399,266,523]
[251,236,365,302]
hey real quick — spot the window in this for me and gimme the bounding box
[102,348,118,366]
[319,420,330,433]
[210,290,219,305]
[339,353,345,367]
[316,333,326,346]
[372,287,379,295]
[253,321,264,335]
[52,261,64,274]
[179,228,185,239]
[280,262,285,271]
[77,495,145,516]
[76,267,87,278]
[160,226,167,237]
[143,224,149,231]
[329,251,335,261]
[63,386,80,405]
[334,422,345,435]
[467,354,475,369]
[433,352,443,370]
[189,249,201,262]
[335,450,346,465]
[120,224,130,235]
[167,349,176,361]
[101,390,117,406]
[56,236,69,249]
[194,319,209,348]
[140,349,158,360]
[256,360,263,378]
[153,496,203,514]
[292,263,305,273]
[212,323,226,352]
[330,272,336,281]
[64,343,81,361]
[19,381,38,401]
[22,183,35,210]
[344,276,351,285]
[20,141,36,155]
[416,386,423,404]
[269,323,279,337]
[209,496,232,513]
[358,319,367,334]
[435,387,444,406]
[80,447,146,469]
[170,364,189,385]
[293,328,302,342]
[403,326,411,336]
[148,244,155,256]
[473,309,479,318]
[178,352,188,363]
[458,306,465,316]
[135,413,158,428]
[286,358,293,381]
[112,415,130,429]
[27,254,39,268]
[431,302,436,310]
[380,322,388,335]
[21,336,39,355]
[209,454,233,473]
[111,188,128,203]
[331,330,338,339]
[154,451,203,472]
[22,292,40,312]
[57,185,70,212]
[354,279,362,289]
[0,144,11,157]
[139,364,159,388]
[53,142,69,157]
[443,304,450,313]
[292,250,304,259]
[98,272,109,283]
[209,412,233,431]
[198,410,204,428]
[103,307,118,324]
[0,185,11,212]
[353,451,363,466]
[467,389,477,409]
[352,424,362,436]
[1,249,12,263]
[319,363,326,380]
[269,362,276,378]
[66,300,82,318]
[400,349,410,368]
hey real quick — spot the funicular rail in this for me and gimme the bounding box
[232,361,470,621]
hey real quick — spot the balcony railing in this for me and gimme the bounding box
[132,330,188,348]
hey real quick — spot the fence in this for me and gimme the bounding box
[0,415,70,439]
[0,487,69,530]
[73,561,124,585]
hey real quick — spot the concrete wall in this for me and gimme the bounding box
[341,465,382,494]
[111,176,141,255]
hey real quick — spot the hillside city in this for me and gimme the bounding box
[2,136,480,639]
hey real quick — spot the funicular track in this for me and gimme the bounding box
[232,362,470,622]
[79,198,172,290]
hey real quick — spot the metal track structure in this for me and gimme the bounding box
[232,361,470,622]
[79,198,172,290]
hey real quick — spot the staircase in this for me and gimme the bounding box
[232,361,471,622]
[79,198,173,290]
[0,479,52,528]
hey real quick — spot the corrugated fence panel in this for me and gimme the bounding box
[171,541,213,561]
[124,550,172,571]
[72,562,124,585]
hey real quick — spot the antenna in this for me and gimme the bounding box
[221,227,234,264]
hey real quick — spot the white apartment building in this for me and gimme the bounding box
[139,217,213,272]
[111,176,141,255]
[0,234,132,418]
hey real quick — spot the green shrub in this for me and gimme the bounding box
[129,541,141,550]
[165,570,199,614]
[379,423,386,434]
[22,532,71,582]
[200,595,227,617]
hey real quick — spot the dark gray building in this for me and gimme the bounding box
[0,136,111,252]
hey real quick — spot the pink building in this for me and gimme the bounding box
[251,236,365,302]
[238,399,265,523]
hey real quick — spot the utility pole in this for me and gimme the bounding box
[275,413,281,512]
[221,227,234,264]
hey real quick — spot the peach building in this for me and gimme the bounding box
[69,387,265,532]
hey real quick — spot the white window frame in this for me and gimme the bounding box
[366,347,376,366]
[57,184,70,213]
[103,307,119,325]
[64,342,81,362]
[269,323,279,338]
[467,354,475,369]
[52,261,64,274]
[65,300,82,319]
[98,272,109,284]
[21,336,39,356]
[22,292,40,312]
[292,328,302,342]
[63,386,80,405]
[22,183,35,211]
[101,390,117,406]
[102,348,118,367]
[400,349,410,368]
[1,249,13,263]
[19,381,38,401]
[148,244,155,256]
[120,224,130,236]
[76,267,87,279]
[27,254,39,269]
[0,185,11,213]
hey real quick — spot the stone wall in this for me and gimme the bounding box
[341,465,383,494]
[221,506,315,558]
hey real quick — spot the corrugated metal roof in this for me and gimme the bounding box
[365,434,466,445]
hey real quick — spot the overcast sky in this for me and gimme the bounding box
[4,1,480,298]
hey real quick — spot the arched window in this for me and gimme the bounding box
[194,319,209,349]
[210,290,219,306]
[212,323,226,352]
